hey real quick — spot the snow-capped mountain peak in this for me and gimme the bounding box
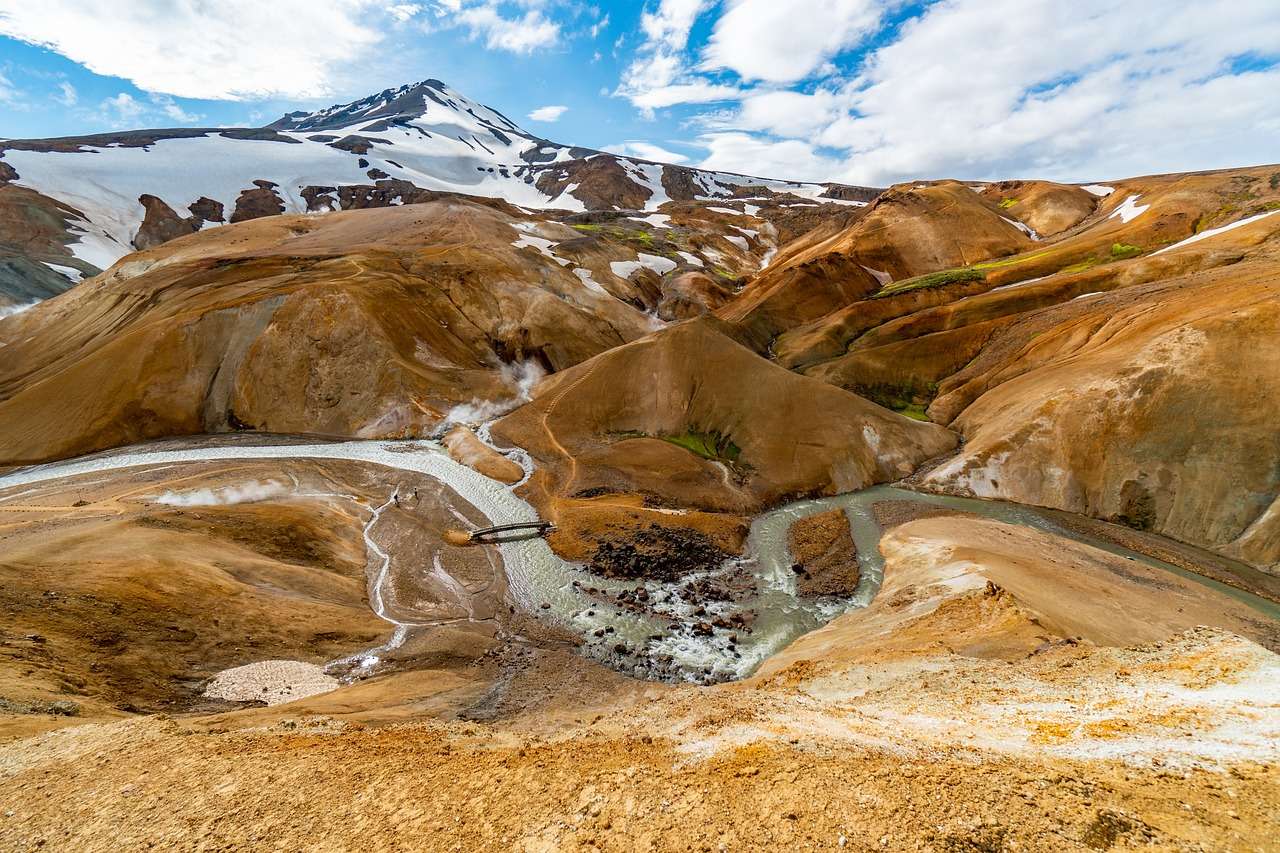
[0,79,872,283]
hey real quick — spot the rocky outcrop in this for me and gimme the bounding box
[230,181,286,223]
[133,195,200,250]
[657,272,733,321]
[535,157,653,211]
[443,426,524,484]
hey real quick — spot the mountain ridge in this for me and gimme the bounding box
[0,77,878,308]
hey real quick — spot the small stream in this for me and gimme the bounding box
[1,439,1276,684]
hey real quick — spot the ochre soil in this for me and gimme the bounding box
[0,504,1275,851]
[1,711,1273,852]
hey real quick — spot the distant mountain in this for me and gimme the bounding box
[0,79,876,304]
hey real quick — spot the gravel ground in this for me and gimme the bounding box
[204,661,338,706]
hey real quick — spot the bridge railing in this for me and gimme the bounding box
[467,521,554,542]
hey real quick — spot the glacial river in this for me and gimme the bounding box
[1,437,1275,682]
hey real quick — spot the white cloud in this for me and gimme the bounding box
[150,94,201,125]
[0,0,386,100]
[701,0,882,84]
[0,70,15,103]
[616,0,726,113]
[387,3,422,21]
[528,104,568,122]
[611,0,1280,185]
[455,4,560,53]
[100,92,146,125]
[827,0,1280,184]
[715,88,842,137]
[90,90,205,128]
[605,141,690,164]
[627,81,741,111]
[697,132,840,181]
[590,13,610,38]
[55,81,77,106]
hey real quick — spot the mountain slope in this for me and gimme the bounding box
[0,79,875,306]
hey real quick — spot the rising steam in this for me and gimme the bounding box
[152,480,288,507]
[442,360,545,427]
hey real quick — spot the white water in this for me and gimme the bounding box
[10,438,1270,683]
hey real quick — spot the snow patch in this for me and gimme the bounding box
[629,213,670,228]
[610,253,677,278]
[42,262,84,282]
[1108,194,1149,223]
[573,266,608,294]
[1152,211,1279,255]
[1001,216,1040,240]
[861,265,892,286]
[1082,184,1115,197]
[511,223,571,265]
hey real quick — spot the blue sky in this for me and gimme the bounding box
[1,1,1278,186]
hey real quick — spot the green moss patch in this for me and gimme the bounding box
[661,430,742,464]
[1060,257,1101,274]
[1110,242,1142,259]
[571,223,657,247]
[999,198,1018,209]
[874,266,985,298]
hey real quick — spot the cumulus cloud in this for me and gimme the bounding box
[700,0,881,84]
[827,0,1280,184]
[528,104,568,122]
[604,141,690,164]
[100,92,146,125]
[697,132,841,182]
[454,3,560,54]
[710,89,843,138]
[92,91,203,128]
[0,0,385,100]
[615,0,741,114]
[150,94,201,124]
[611,0,1280,185]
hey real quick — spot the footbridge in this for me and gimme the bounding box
[467,520,555,543]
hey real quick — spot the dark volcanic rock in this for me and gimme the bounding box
[587,524,730,582]
[187,196,225,223]
[133,194,200,250]
[329,135,392,155]
[230,182,285,223]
